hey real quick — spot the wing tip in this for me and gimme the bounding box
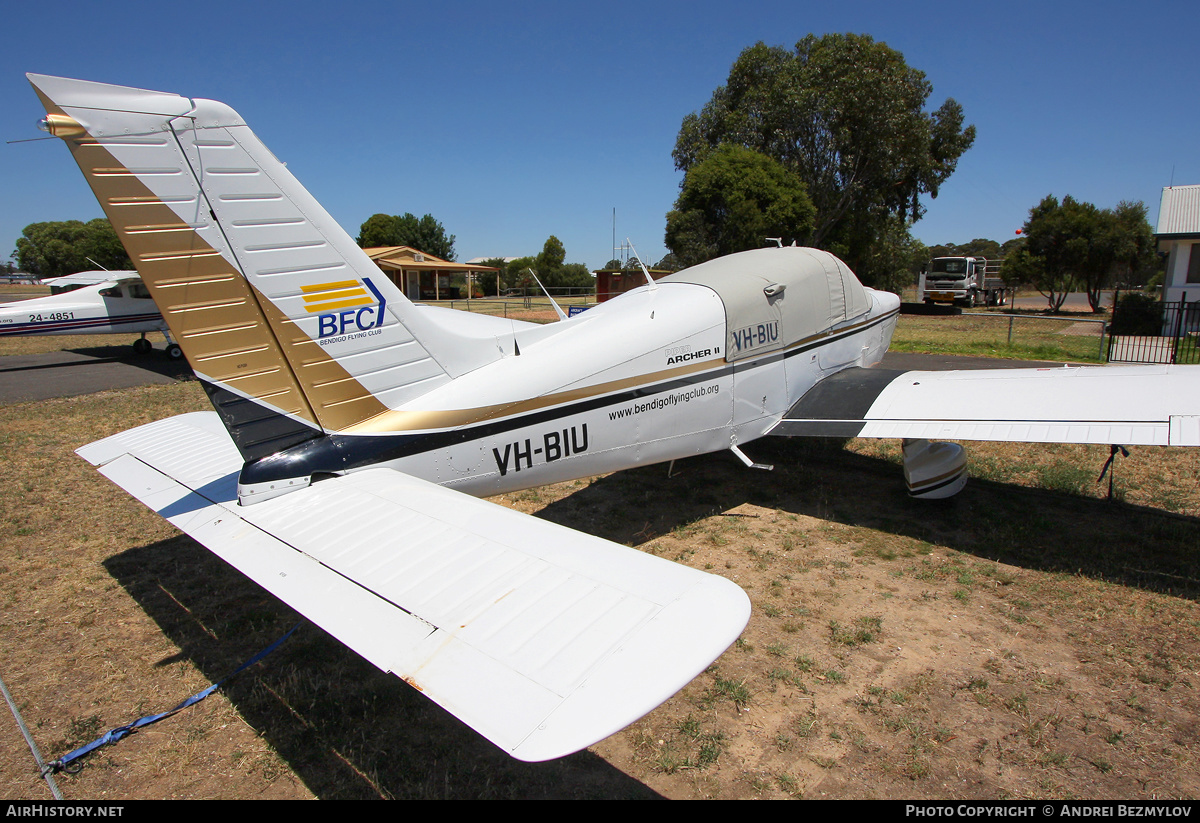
[508,572,750,762]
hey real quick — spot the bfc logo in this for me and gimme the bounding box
[302,278,387,340]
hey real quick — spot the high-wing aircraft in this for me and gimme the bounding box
[43,269,119,293]
[0,269,181,356]
[28,74,1200,762]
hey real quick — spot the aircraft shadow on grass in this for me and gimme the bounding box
[0,345,191,379]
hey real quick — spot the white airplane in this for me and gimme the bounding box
[29,74,1200,762]
[43,269,118,293]
[0,269,181,357]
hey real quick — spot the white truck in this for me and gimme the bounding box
[919,256,1008,308]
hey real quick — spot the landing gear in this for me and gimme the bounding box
[902,439,968,499]
[132,335,152,354]
[161,330,184,361]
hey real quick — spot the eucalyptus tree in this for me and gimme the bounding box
[673,34,975,277]
[357,212,456,261]
[665,144,815,268]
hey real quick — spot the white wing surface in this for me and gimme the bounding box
[78,413,751,761]
[42,270,138,289]
[774,365,1200,446]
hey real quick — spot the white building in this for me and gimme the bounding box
[1156,185,1200,305]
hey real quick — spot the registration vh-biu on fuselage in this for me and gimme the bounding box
[236,252,901,505]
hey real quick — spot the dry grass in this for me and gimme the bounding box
[2,378,1199,799]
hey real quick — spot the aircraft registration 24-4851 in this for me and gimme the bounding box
[27,74,1200,762]
[0,270,182,356]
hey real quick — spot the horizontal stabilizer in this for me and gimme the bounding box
[773,365,1200,446]
[78,414,751,761]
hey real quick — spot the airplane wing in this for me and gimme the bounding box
[771,365,1200,446]
[42,270,138,288]
[77,413,751,762]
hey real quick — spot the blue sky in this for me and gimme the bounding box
[3,0,1197,271]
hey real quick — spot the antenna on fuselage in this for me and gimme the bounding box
[766,237,783,248]
[526,268,567,321]
[626,239,657,292]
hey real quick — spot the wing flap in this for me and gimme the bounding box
[773,365,1200,446]
[95,452,438,663]
[79,413,751,761]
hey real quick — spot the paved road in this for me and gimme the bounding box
[0,344,191,404]
[1007,290,1112,312]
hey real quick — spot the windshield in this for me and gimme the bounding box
[930,258,968,275]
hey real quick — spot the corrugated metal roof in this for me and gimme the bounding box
[1156,185,1200,235]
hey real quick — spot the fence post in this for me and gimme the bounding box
[1172,291,1187,365]
[1007,315,1014,346]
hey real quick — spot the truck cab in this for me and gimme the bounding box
[921,256,1007,307]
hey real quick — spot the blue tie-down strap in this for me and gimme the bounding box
[45,622,303,774]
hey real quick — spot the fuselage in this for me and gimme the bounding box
[407,280,899,497]
[238,261,901,503]
[0,278,164,337]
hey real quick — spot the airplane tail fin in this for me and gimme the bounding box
[28,74,490,462]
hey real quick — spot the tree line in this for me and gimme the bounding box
[474,237,594,295]
[1001,197,1156,312]
[13,219,132,277]
[355,213,594,295]
[9,212,596,297]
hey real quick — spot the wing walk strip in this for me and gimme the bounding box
[77,413,751,761]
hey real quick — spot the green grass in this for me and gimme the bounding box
[828,616,883,646]
[891,313,1107,363]
[704,676,752,710]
